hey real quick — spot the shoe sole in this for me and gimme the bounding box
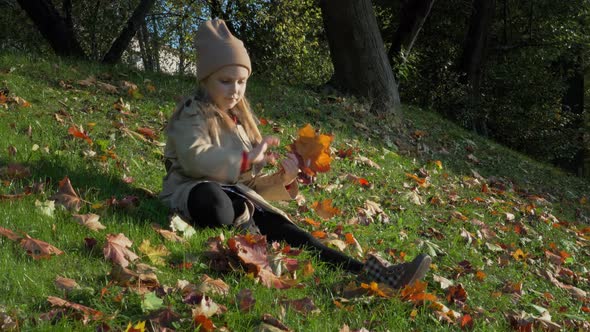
[406,255,432,285]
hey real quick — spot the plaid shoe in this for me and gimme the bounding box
[362,253,431,289]
[233,201,261,235]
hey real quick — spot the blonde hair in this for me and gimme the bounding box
[166,87,262,146]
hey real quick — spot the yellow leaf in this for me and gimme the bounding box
[125,321,145,332]
[435,160,443,169]
[138,239,170,266]
[511,249,527,261]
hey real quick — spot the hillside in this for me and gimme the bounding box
[0,52,588,331]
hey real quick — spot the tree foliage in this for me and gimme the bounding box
[1,0,589,174]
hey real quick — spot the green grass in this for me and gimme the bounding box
[0,52,589,331]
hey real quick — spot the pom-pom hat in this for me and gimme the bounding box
[195,19,251,81]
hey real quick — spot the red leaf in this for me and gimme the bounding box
[193,314,215,332]
[460,314,473,330]
[136,127,157,140]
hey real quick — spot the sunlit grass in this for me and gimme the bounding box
[0,52,588,331]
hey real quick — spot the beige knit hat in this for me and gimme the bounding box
[195,19,251,81]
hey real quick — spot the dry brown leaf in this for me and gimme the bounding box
[54,276,80,292]
[197,274,230,296]
[236,288,256,312]
[50,176,82,212]
[103,233,139,267]
[96,81,118,94]
[20,234,64,259]
[190,295,222,318]
[280,297,321,315]
[72,213,105,231]
[47,296,102,323]
[0,226,22,241]
[356,155,381,169]
[77,76,96,87]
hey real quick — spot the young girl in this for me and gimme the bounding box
[159,19,430,289]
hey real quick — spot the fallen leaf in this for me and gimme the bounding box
[197,274,229,296]
[21,234,64,259]
[170,214,196,238]
[54,276,80,292]
[68,125,93,145]
[146,308,181,329]
[433,274,454,289]
[0,226,21,241]
[136,127,157,140]
[312,199,341,220]
[47,296,102,323]
[125,321,146,332]
[138,239,170,266]
[50,176,82,212]
[194,314,215,332]
[280,297,321,315]
[152,224,186,243]
[35,200,55,218]
[401,281,438,304]
[237,288,256,312]
[141,292,164,312]
[190,295,222,318]
[103,233,139,267]
[72,213,105,231]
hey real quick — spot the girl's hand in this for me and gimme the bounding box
[279,153,299,185]
[248,136,279,164]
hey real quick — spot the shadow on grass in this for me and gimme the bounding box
[1,155,170,227]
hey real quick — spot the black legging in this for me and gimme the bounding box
[187,182,363,273]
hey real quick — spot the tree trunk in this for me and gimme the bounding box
[17,0,86,58]
[319,0,402,119]
[103,0,156,64]
[560,53,585,176]
[89,0,102,60]
[177,21,186,75]
[457,0,495,134]
[387,0,436,64]
[459,0,495,91]
[150,15,161,72]
[137,19,154,71]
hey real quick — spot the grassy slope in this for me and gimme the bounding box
[0,52,588,331]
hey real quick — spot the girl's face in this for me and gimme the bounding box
[203,65,249,112]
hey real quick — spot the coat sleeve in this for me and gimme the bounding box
[171,111,243,183]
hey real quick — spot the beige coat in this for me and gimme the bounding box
[159,94,298,223]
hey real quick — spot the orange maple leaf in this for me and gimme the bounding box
[311,230,327,239]
[290,124,333,176]
[312,199,341,220]
[401,280,438,304]
[68,125,93,145]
